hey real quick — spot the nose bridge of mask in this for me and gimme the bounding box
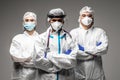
[78,15,90,22]
[51,21,63,31]
[24,22,36,31]
[81,16,92,26]
[52,21,62,26]
[84,16,90,19]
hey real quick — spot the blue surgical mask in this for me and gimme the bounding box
[23,22,36,31]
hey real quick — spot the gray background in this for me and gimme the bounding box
[0,0,120,80]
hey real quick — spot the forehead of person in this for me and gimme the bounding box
[80,11,93,19]
[24,17,35,22]
[49,18,64,23]
[23,12,37,22]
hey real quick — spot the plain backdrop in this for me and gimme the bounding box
[0,0,120,80]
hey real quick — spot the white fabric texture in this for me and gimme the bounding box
[34,27,77,80]
[10,31,39,67]
[9,31,39,80]
[70,25,108,80]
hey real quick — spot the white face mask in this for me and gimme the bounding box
[51,21,63,32]
[81,16,93,26]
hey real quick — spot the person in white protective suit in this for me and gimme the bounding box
[9,12,39,80]
[70,6,108,80]
[34,8,77,80]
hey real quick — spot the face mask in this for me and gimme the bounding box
[23,22,36,31]
[81,16,93,26]
[51,21,63,32]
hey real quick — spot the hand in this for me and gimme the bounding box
[78,44,84,51]
[44,47,50,58]
[64,49,72,55]
[96,41,102,46]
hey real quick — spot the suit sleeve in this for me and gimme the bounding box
[85,29,109,56]
[34,37,61,72]
[47,35,77,69]
[9,37,31,62]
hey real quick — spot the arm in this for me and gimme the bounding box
[34,38,61,72]
[70,30,93,60]
[47,35,77,69]
[77,45,94,60]
[94,30,108,56]
[85,30,108,56]
[9,38,31,62]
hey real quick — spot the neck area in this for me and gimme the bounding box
[26,30,35,35]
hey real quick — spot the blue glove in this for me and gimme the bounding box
[44,47,50,58]
[96,42,102,46]
[64,49,72,55]
[78,44,84,51]
[44,52,47,58]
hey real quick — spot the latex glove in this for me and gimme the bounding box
[64,49,72,55]
[78,44,84,51]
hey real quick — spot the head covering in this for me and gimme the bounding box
[79,6,94,16]
[47,8,66,22]
[23,12,37,20]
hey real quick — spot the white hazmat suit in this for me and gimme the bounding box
[70,25,108,80]
[34,27,77,80]
[10,31,39,80]
[70,6,108,80]
[9,12,39,80]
